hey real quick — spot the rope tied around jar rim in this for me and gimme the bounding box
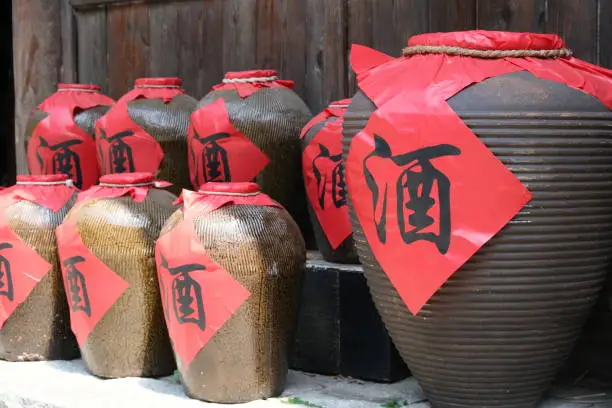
[222,76,279,84]
[197,190,261,197]
[17,179,75,187]
[134,84,182,89]
[99,181,165,188]
[402,45,573,59]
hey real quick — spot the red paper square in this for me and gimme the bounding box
[156,221,251,368]
[0,226,52,328]
[56,221,129,345]
[346,94,532,314]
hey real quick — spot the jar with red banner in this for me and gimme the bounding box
[156,182,305,403]
[344,30,612,407]
[301,99,357,264]
[56,172,176,378]
[189,70,313,246]
[25,84,114,190]
[0,174,78,361]
[96,78,197,196]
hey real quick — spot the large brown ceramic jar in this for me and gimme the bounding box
[156,182,305,403]
[25,84,114,189]
[56,172,176,378]
[0,175,78,361]
[301,99,358,264]
[343,31,612,407]
[96,78,197,196]
[190,70,313,246]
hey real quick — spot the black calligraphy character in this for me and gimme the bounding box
[63,256,91,317]
[98,129,135,174]
[160,254,206,330]
[0,243,14,301]
[312,144,347,210]
[364,135,461,255]
[38,136,84,188]
[191,130,231,186]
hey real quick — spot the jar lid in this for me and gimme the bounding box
[134,77,182,88]
[99,172,155,187]
[408,30,566,51]
[16,174,72,185]
[223,70,279,83]
[199,182,260,196]
[57,83,102,92]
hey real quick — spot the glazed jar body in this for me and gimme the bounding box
[65,190,176,378]
[344,70,612,407]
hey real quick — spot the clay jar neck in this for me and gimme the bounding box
[198,182,261,197]
[57,84,102,93]
[134,77,183,89]
[222,70,280,84]
[16,174,74,186]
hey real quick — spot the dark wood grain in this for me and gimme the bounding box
[547,0,598,63]
[76,7,109,90]
[222,0,257,72]
[1,1,14,184]
[305,0,348,113]
[429,0,477,32]
[256,0,307,98]
[12,0,62,174]
[599,0,612,68]
[477,0,547,32]
[71,0,169,8]
[60,0,77,82]
[347,0,429,93]
[149,3,179,78]
[107,3,150,98]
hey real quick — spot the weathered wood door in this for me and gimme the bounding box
[13,0,347,173]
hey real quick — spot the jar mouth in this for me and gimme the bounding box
[134,77,182,89]
[223,70,279,84]
[58,83,101,92]
[16,174,73,186]
[198,182,260,196]
[99,172,156,187]
[407,30,567,52]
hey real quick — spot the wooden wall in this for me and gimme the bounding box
[11,0,612,175]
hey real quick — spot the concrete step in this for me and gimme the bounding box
[0,360,609,408]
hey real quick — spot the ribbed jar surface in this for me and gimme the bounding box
[342,71,612,408]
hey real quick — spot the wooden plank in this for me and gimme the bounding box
[71,0,169,8]
[347,0,429,93]
[12,0,62,174]
[149,3,179,78]
[305,0,348,113]
[222,0,257,72]
[1,1,14,184]
[477,0,547,32]
[547,0,598,63]
[76,7,108,90]
[106,3,150,99]
[429,0,477,32]
[60,0,77,82]
[177,0,224,98]
[256,0,308,98]
[599,0,612,68]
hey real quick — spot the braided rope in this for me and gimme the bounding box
[329,104,350,108]
[402,45,572,59]
[17,179,74,187]
[222,76,279,84]
[134,84,182,89]
[57,88,98,93]
[99,181,159,188]
[198,190,260,197]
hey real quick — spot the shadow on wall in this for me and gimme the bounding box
[1,0,14,186]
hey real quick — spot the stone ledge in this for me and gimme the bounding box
[0,360,608,408]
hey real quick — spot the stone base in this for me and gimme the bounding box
[290,254,409,383]
[0,360,609,408]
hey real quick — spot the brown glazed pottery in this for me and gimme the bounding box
[157,182,305,403]
[343,31,612,407]
[301,99,358,264]
[57,172,176,378]
[24,83,114,190]
[0,175,78,361]
[96,77,197,196]
[195,70,314,246]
